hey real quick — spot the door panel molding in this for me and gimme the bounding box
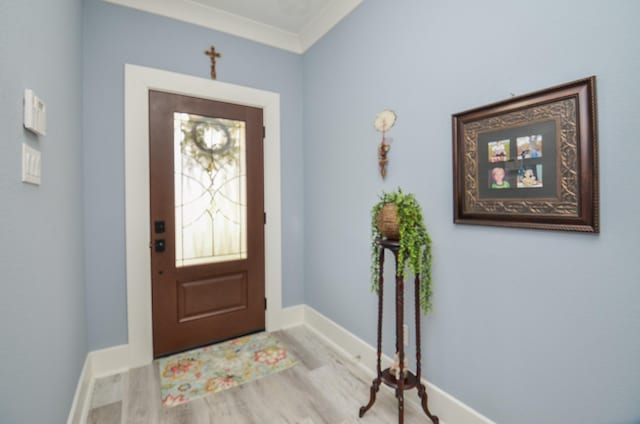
[178,273,248,323]
[125,64,282,368]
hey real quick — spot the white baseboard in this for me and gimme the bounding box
[69,304,494,424]
[90,344,131,378]
[66,344,130,424]
[278,304,305,329]
[303,305,495,424]
[67,354,92,424]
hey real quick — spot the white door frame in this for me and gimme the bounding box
[124,64,283,368]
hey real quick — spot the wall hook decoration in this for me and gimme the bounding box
[374,110,397,178]
[204,45,222,79]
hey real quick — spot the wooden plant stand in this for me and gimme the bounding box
[359,239,439,424]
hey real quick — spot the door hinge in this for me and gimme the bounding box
[265,297,267,310]
[264,212,267,224]
[263,126,266,139]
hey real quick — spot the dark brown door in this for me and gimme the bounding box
[149,90,265,357]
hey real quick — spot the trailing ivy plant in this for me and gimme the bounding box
[370,188,433,314]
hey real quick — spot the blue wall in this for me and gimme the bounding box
[82,0,305,350]
[303,0,640,423]
[0,0,87,423]
[2,0,635,422]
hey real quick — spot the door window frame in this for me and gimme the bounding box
[125,64,283,368]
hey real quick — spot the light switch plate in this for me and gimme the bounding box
[24,89,47,136]
[22,143,41,185]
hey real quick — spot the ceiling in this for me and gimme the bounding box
[103,0,364,53]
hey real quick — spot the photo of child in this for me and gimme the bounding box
[516,135,543,159]
[490,167,510,189]
[517,165,543,188]
[488,140,510,163]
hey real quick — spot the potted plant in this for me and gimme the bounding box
[370,188,433,314]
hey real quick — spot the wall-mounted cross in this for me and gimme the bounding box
[204,45,222,80]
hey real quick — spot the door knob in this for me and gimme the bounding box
[154,239,166,253]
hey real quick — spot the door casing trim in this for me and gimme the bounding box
[125,64,282,367]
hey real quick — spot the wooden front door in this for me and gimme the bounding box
[149,90,265,357]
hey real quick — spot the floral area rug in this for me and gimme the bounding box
[157,332,296,407]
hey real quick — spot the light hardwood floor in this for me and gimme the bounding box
[87,325,429,423]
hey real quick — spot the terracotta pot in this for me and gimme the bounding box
[377,203,400,240]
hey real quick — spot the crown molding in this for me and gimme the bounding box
[299,0,363,52]
[104,0,302,53]
[102,0,363,54]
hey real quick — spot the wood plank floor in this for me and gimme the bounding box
[87,325,429,423]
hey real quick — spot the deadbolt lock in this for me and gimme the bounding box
[154,220,165,233]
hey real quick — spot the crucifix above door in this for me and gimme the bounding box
[204,45,222,80]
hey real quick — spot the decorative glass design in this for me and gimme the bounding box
[174,113,247,267]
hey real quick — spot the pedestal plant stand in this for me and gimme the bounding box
[360,189,438,424]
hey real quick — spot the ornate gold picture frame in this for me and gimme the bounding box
[452,77,599,232]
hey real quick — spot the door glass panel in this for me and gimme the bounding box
[174,112,247,267]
